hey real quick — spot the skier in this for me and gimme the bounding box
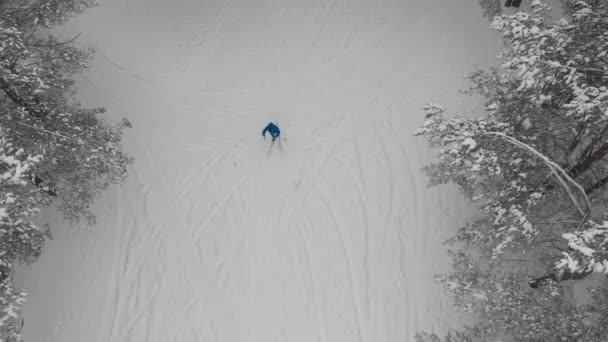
[262,122,281,142]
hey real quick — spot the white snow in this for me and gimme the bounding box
[462,138,477,152]
[14,0,504,341]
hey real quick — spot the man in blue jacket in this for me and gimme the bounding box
[262,122,281,142]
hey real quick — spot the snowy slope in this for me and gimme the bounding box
[16,1,503,341]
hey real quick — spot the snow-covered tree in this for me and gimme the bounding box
[478,0,502,21]
[0,130,44,263]
[0,129,40,342]
[416,248,608,341]
[0,279,26,342]
[0,0,133,339]
[417,1,608,340]
[418,0,608,270]
[1,0,133,223]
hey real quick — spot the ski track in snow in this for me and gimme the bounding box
[14,0,510,341]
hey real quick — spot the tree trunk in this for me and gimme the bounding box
[585,174,608,195]
[568,143,608,178]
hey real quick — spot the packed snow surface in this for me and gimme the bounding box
[16,0,503,341]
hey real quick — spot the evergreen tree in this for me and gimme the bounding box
[417,1,608,340]
[0,1,133,339]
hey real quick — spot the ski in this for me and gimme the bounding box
[266,138,276,158]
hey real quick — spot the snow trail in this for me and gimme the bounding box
[16,1,503,341]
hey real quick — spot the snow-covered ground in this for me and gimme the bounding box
[15,1,504,341]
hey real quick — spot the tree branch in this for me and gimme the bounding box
[485,132,591,220]
[24,19,39,44]
[10,121,75,141]
[22,56,70,68]
[569,143,608,178]
[26,33,82,47]
[0,77,29,109]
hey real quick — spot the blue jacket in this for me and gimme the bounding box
[262,122,280,138]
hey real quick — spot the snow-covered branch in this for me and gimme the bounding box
[485,132,590,219]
